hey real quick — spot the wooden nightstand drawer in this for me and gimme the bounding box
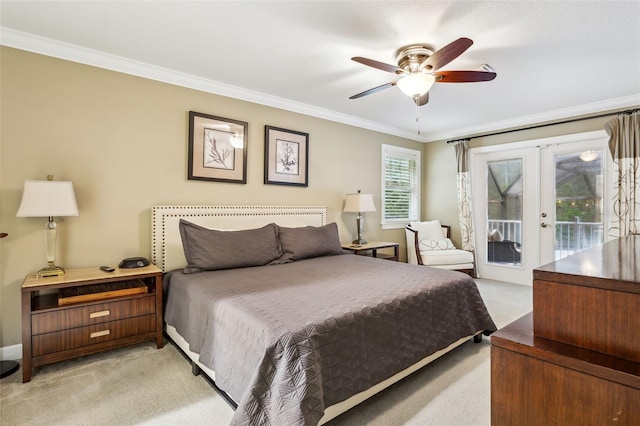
[32,295,156,335]
[32,314,157,357]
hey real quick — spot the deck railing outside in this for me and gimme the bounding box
[554,218,604,259]
[487,220,521,243]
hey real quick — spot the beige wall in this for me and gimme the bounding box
[422,114,622,244]
[0,47,422,347]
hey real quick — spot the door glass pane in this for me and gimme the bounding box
[486,159,522,265]
[554,150,604,259]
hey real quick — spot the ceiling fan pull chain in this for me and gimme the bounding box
[415,97,421,135]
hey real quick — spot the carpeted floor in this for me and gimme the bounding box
[0,278,531,426]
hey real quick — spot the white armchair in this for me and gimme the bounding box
[405,220,475,277]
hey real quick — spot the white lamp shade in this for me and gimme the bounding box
[343,192,376,213]
[17,180,79,217]
[397,73,436,97]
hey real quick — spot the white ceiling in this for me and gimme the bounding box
[1,1,639,142]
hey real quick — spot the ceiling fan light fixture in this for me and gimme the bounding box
[397,73,435,98]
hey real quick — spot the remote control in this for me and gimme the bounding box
[100,266,115,272]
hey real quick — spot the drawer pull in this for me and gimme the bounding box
[89,310,110,319]
[90,329,111,339]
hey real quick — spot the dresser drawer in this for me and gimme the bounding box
[32,314,156,357]
[32,295,156,335]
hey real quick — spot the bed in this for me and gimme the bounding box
[152,205,497,425]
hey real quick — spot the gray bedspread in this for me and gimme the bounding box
[164,254,496,426]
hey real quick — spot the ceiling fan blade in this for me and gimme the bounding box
[352,57,406,74]
[416,92,429,106]
[349,82,396,99]
[420,37,473,71]
[433,70,497,83]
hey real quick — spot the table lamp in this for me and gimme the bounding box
[343,190,376,244]
[17,176,79,277]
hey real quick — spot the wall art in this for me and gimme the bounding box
[188,111,247,183]
[264,125,309,187]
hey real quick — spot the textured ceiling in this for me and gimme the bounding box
[1,1,639,142]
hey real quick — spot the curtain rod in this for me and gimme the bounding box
[446,107,640,144]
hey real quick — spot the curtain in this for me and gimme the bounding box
[605,111,640,237]
[454,140,475,251]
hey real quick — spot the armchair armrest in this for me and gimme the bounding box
[405,226,423,265]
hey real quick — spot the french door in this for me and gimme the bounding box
[471,131,611,285]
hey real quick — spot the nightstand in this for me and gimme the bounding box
[21,264,163,382]
[341,241,400,261]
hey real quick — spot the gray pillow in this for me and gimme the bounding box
[277,222,343,261]
[179,220,283,273]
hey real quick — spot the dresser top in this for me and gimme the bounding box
[533,235,640,294]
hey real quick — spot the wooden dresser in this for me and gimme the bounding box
[491,235,640,425]
[22,265,163,382]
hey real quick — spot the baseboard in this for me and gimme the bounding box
[1,344,22,361]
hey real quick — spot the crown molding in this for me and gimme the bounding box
[0,27,417,141]
[420,94,640,143]
[2,27,637,144]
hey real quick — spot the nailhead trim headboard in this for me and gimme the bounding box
[151,205,328,272]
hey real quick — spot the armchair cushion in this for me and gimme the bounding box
[420,249,474,267]
[488,229,503,242]
[409,220,446,240]
[418,238,456,251]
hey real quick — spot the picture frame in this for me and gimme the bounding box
[264,125,309,187]
[188,111,248,184]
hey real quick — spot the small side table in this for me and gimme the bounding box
[341,241,399,261]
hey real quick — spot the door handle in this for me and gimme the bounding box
[541,223,550,228]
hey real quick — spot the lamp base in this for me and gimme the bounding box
[36,265,65,278]
[353,215,368,245]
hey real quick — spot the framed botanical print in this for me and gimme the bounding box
[264,125,309,187]
[188,111,248,183]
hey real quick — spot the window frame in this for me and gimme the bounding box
[381,144,421,229]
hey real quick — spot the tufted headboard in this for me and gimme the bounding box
[151,205,328,272]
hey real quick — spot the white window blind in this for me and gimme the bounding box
[381,144,420,228]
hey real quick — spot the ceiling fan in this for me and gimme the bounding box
[350,37,496,106]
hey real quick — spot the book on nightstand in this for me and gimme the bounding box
[58,279,147,306]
